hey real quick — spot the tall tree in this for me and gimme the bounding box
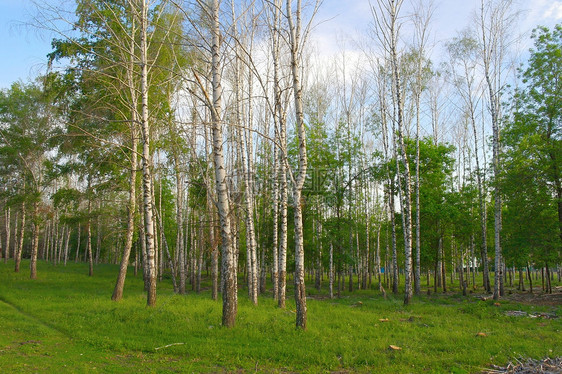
[286,0,308,329]
[447,33,491,292]
[277,16,290,309]
[502,24,562,279]
[410,0,434,296]
[477,0,517,300]
[372,0,414,304]
[207,0,237,327]
[0,79,55,279]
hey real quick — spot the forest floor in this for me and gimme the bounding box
[0,261,560,373]
[502,289,562,307]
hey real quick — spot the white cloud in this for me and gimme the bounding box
[543,2,562,20]
[523,0,562,27]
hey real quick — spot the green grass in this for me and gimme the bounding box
[0,261,560,373]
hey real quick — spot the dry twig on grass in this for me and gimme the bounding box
[482,357,562,373]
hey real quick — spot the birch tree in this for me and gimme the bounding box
[203,0,238,327]
[112,2,140,301]
[372,0,414,304]
[410,0,434,295]
[477,0,518,299]
[264,0,290,309]
[446,33,491,292]
[285,0,318,329]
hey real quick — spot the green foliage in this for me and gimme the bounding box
[502,24,562,267]
[387,136,457,268]
[0,80,55,201]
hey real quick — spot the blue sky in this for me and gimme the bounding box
[1,0,561,89]
[0,0,55,88]
[314,0,562,58]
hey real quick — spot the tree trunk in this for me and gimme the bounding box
[239,111,258,305]
[95,207,101,264]
[209,201,218,300]
[208,0,237,328]
[470,235,476,288]
[414,92,421,296]
[272,146,279,301]
[315,214,322,291]
[75,223,81,263]
[526,263,533,293]
[30,201,39,279]
[87,193,93,277]
[270,0,282,302]
[196,218,203,293]
[277,114,289,309]
[460,251,466,296]
[275,0,289,310]
[134,242,138,277]
[4,207,10,263]
[138,0,156,307]
[376,224,382,288]
[55,220,62,265]
[441,238,447,293]
[0,225,3,261]
[246,62,259,303]
[112,117,138,300]
[329,241,334,299]
[175,155,186,295]
[59,223,66,265]
[287,0,309,329]
[479,0,504,301]
[545,263,551,294]
[14,202,25,273]
[153,205,178,292]
[152,182,160,283]
[63,225,71,266]
[390,184,398,294]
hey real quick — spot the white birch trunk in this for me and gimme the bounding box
[176,155,186,295]
[388,0,414,304]
[75,223,81,263]
[4,207,10,263]
[87,185,93,277]
[63,225,71,266]
[30,201,39,279]
[287,0,308,329]
[275,0,289,309]
[245,70,259,304]
[479,0,512,299]
[139,0,157,307]
[14,201,25,273]
[112,121,138,300]
[272,144,280,301]
[329,241,334,299]
[209,0,237,327]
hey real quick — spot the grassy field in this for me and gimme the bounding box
[0,261,560,373]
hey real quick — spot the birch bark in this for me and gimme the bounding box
[209,0,237,327]
[286,0,308,329]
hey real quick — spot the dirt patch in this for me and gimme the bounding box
[471,288,562,307]
[503,291,562,307]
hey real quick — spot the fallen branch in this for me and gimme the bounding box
[154,343,185,351]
